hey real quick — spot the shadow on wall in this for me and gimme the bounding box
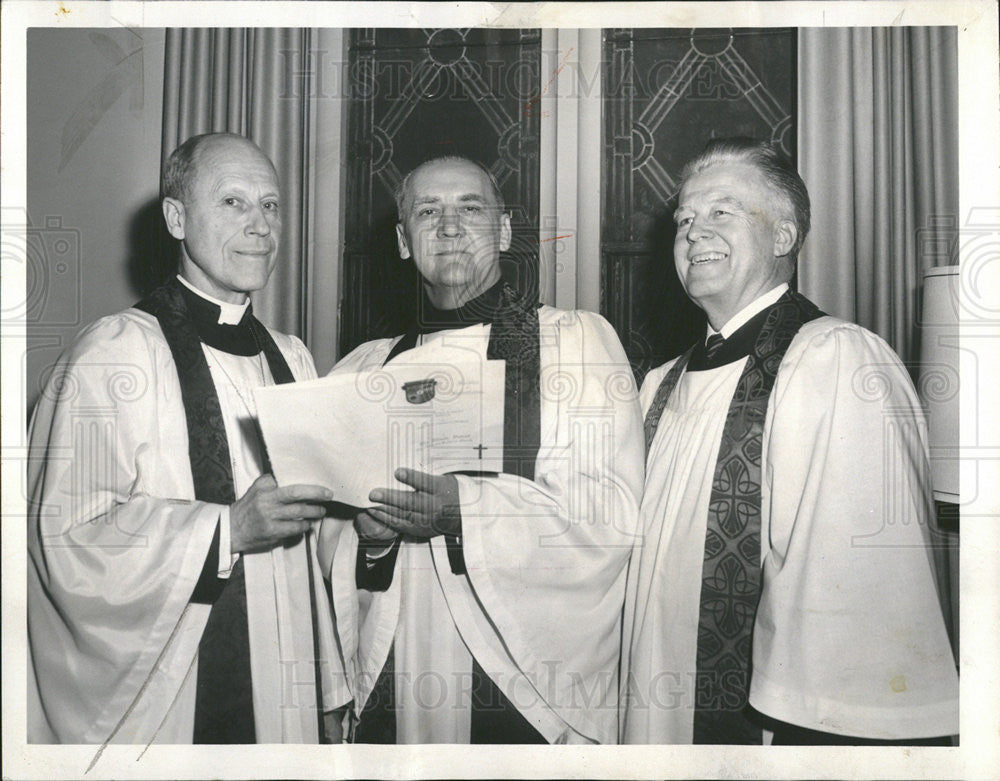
[126,196,176,297]
[25,197,177,422]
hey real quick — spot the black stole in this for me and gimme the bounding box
[354,281,544,743]
[135,278,319,744]
[642,291,823,744]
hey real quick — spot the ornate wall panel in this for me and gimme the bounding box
[602,28,796,381]
[341,28,540,355]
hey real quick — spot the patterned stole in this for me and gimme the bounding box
[642,291,823,744]
[643,348,693,455]
[135,278,321,744]
[354,282,542,743]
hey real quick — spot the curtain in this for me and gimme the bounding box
[798,27,960,662]
[162,28,345,363]
[798,27,958,365]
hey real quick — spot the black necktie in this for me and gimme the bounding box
[704,333,725,360]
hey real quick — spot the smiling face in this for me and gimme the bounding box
[396,158,511,310]
[673,160,797,330]
[162,136,281,304]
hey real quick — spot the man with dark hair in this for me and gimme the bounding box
[621,137,958,745]
[28,132,347,744]
[322,155,643,744]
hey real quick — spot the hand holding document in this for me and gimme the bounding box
[255,343,505,508]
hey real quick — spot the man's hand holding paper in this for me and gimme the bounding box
[230,474,334,553]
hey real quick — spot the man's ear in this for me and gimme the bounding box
[162,197,186,240]
[498,212,512,253]
[396,223,411,260]
[773,219,797,258]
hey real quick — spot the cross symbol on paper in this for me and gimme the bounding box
[474,443,489,460]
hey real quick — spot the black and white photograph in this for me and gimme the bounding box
[2,2,998,779]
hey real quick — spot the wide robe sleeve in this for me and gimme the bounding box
[436,309,645,743]
[261,330,353,719]
[749,318,959,739]
[27,312,226,743]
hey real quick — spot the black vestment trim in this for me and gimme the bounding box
[135,277,320,743]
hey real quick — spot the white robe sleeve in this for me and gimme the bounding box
[443,310,645,742]
[265,329,353,716]
[27,313,222,743]
[749,318,959,739]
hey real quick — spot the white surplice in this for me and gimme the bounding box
[319,307,644,744]
[621,314,959,743]
[27,308,348,744]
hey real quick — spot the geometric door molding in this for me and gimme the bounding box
[341,28,540,356]
[602,28,796,380]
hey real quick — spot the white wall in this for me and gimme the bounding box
[26,27,166,413]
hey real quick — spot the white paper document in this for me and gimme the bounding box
[255,348,505,507]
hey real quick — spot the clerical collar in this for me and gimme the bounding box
[177,275,250,325]
[172,276,258,356]
[414,279,505,334]
[689,285,791,372]
[708,283,789,341]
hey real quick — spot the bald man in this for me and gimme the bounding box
[322,156,643,744]
[28,133,347,744]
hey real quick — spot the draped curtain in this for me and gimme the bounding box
[797,27,960,660]
[161,29,345,371]
[798,27,959,365]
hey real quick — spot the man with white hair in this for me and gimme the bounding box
[621,137,958,745]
